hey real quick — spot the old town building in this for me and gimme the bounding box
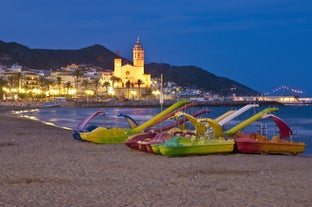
[113,37,151,88]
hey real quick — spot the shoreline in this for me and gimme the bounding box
[0,109,312,206]
[0,99,283,110]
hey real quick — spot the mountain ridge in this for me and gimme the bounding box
[0,40,259,96]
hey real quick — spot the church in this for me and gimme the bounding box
[113,37,151,88]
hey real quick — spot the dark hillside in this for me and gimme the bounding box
[145,63,259,96]
[0,40,259,95]
[0,41,122,69]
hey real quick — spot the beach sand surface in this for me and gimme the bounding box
[1,110,312,207]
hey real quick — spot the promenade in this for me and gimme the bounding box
[0,99,283,110]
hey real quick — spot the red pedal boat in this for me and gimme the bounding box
[234,114,305,155]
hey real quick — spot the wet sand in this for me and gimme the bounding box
[0,108,312,207]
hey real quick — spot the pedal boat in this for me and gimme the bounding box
[233,114,305,155]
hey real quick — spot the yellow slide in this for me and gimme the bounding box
[174,111,224,137]
[79,100,190,144]
[128,100,190,134]
[224,107,279,136]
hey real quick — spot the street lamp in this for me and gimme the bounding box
[131,90,136,100]
[152,90,160,100]
[108,87,115,98]
[85,90,94,102]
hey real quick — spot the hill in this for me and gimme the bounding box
[0,40,259,96]
[145,63,258,96]
[0,40,118,69]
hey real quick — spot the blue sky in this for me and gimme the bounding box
[1,0,311,95]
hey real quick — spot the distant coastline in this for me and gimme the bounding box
[74,100,283,108]
[0,99,283,110]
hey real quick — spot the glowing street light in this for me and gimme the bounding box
[131,90,136,99]
[85,90,94,96]
[68,89,77,96]
[108,87,115,97]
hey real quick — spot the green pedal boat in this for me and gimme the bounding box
[154,136,235,157]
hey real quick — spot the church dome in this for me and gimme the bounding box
[133,37,144,50]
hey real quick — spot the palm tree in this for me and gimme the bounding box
[102,81,110,97]
[72,69,84,96]
[0,77,8,100]
[63,81,73,96]
[92,78,100,101]
[37,76,48,100]
[56,77,62,95]
[7,75,14,88]
[136,79,144,100]
[46,79,55,99]
[38,76,54,100]
[15,72,22,98]
[38,76,46,90]
[45,79,54,93]
[110,75,121,88]
[81,79,90,92]
[7,76,15,99]
[126,80,131,99]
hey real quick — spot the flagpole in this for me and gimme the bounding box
[160,73,163,110]
[160,74,163,132]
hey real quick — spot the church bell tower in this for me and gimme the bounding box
[133,37,144,67]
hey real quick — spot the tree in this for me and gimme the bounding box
[15,72,22,89]
[38,76,54,99]
[81,79,89,92]
[37,76,48,100]
[45,79,54,93]
[136,79,144,100]
[38,76,47,91]
[63,81,73,95]
[110,75,121,88]
[92,78,100,101]
[56,77,62,95]
[7,76,15,99]
[7,76,14,89]
[9,72,22,100]
[102,81,110,95]
[0,77,8,100]
[72,68,84,96]
[45,78,55,99]
[126,80,131,99]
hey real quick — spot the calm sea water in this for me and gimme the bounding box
[13,105,312,156]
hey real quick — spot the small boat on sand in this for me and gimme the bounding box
[233,114,305,155]
[73,100,191,144]
[152,107,284,157]
[151,112,234,157]
[234,133,305,155]
[125,109,209,151]
[154,136,235,157]
[138,131,194,153]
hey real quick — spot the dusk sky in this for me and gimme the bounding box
[1,0,311,95]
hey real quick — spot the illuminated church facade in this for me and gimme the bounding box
[113,37,151,88]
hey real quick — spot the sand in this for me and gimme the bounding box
[0,108,312,207]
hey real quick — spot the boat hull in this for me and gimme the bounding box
[125,132,157,150]
[79,127,129,144]
[73,100,191,144]
[158,138,235,157]
[151,144,161,154]
[138,132,178,153]
[236,140,305,155]
[235,133,305,155]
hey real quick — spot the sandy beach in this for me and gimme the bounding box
[1,107,312,207]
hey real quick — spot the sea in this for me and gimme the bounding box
[12,105,312,156]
